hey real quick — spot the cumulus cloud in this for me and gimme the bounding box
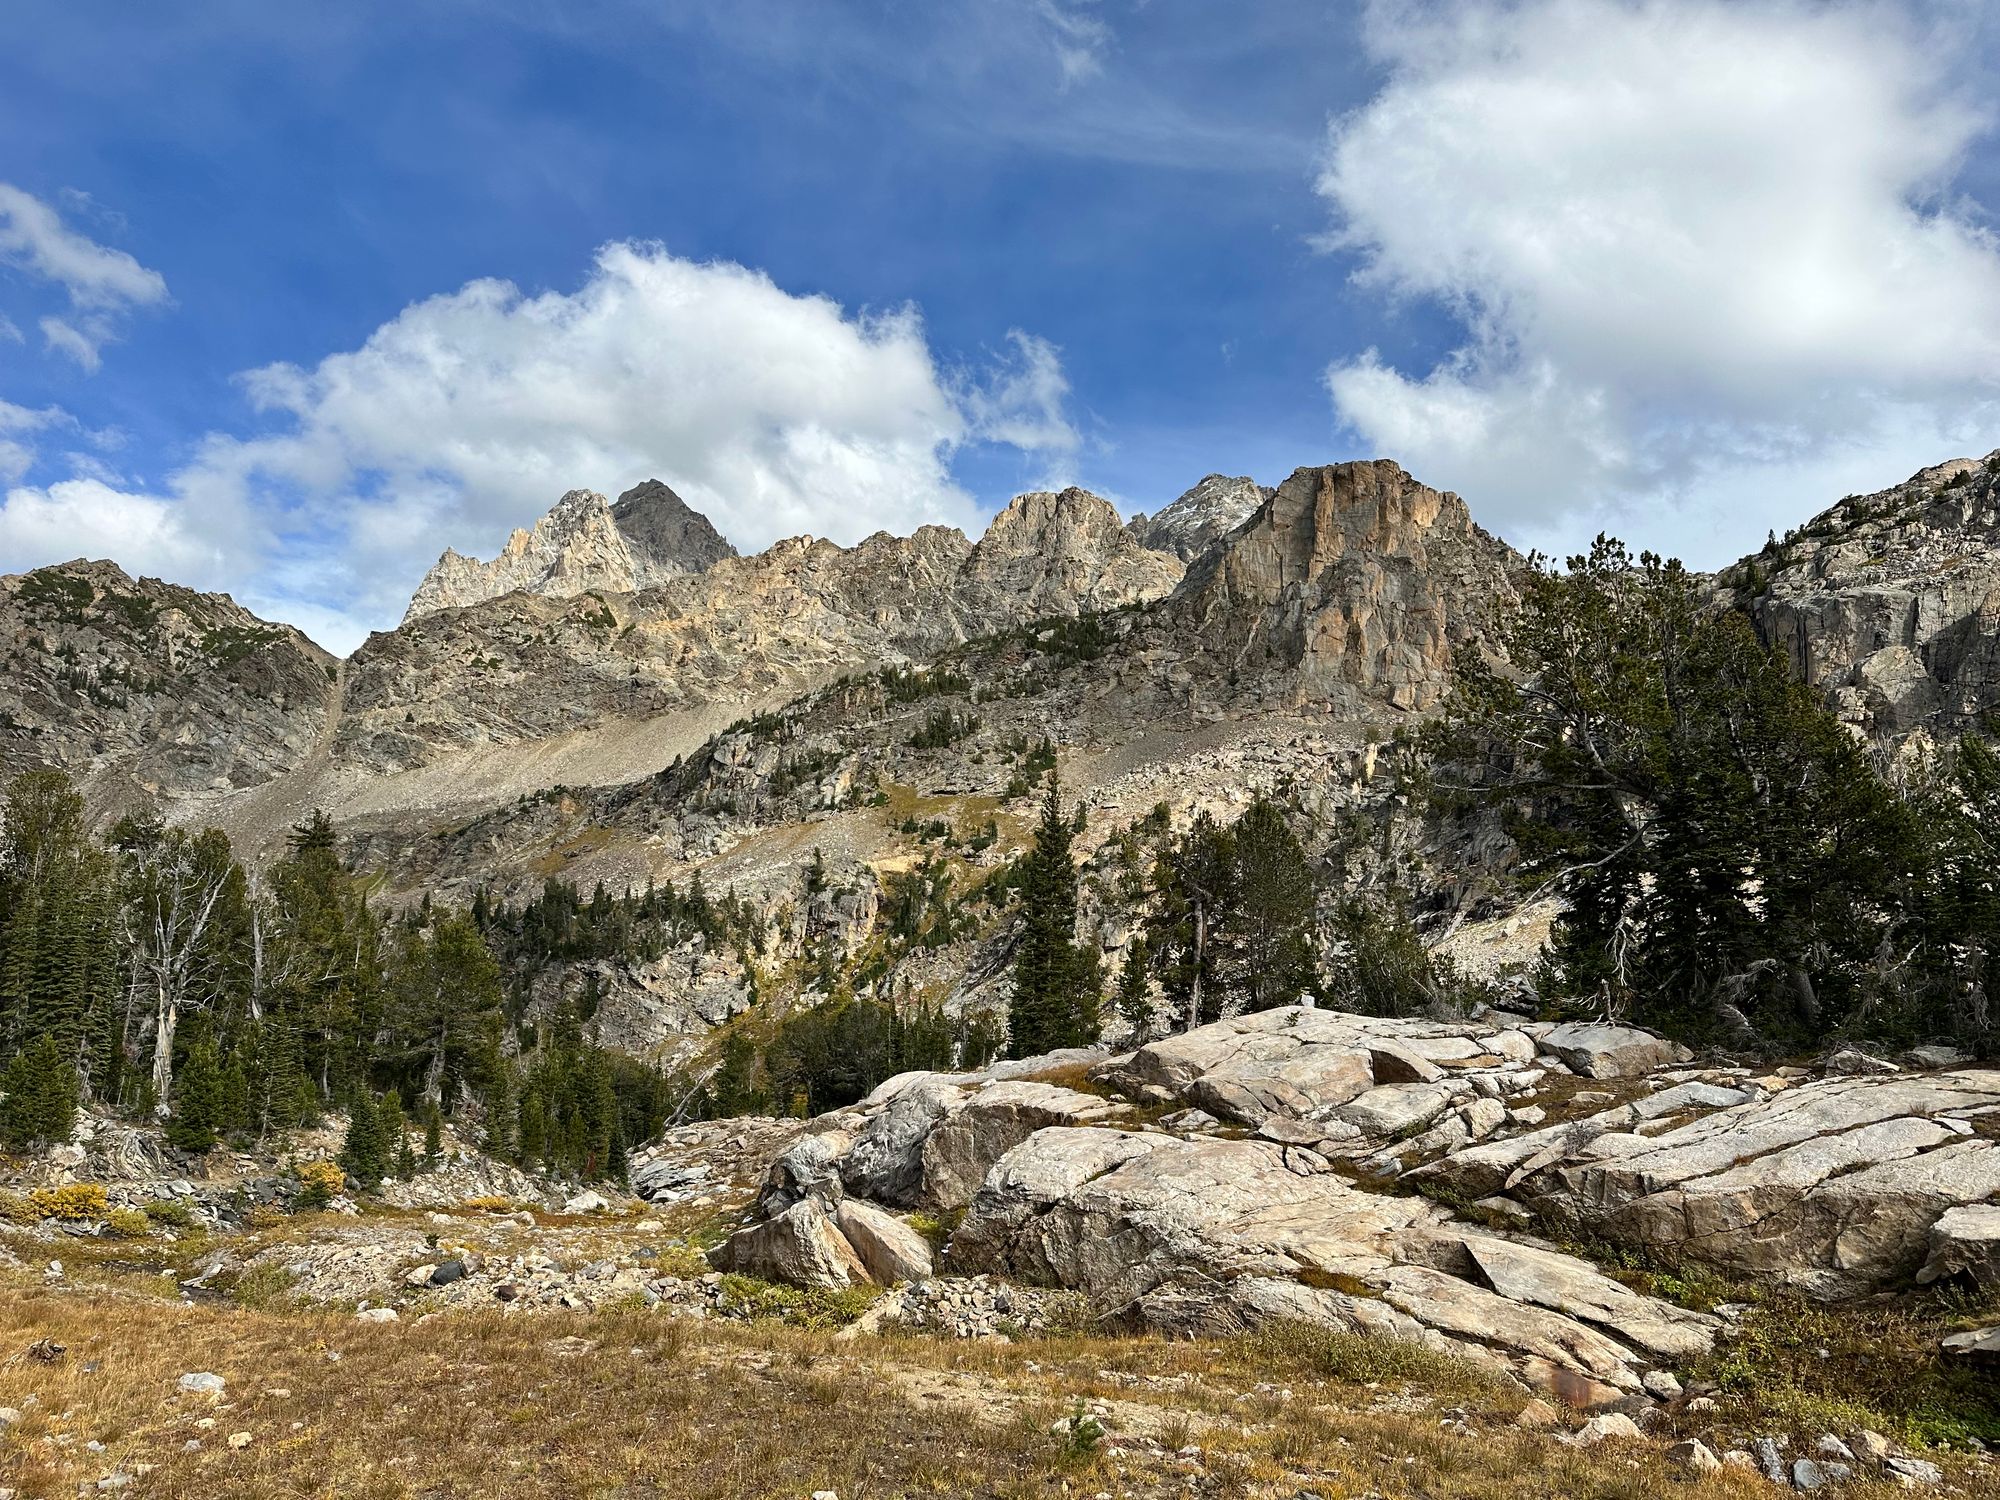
[0,242,1080,653]
[0,477,220,583]
[1319,0,2000,562]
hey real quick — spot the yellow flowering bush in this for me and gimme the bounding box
[30,1182,108,1219]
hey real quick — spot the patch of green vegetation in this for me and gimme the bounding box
[1244,1318,1509,1402]
[1694,1289,2000,1448]
[16,571,93,622]
[201,624,282,664]
[713,1272,879,1329]
[225,1261,301,1311]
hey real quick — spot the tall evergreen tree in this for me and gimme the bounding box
[1006,776,1100,1058]
[0,1033,80,1150]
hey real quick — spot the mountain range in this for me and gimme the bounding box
[5,451,1996,1060]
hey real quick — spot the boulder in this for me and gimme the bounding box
[710,1198,870,1288]
[842,1078,965,1205]
[1096,1006,1534,1125]
[833,1200,935,1285]
[1538,1022,1676,1079]
[1916,1202,2000,1290]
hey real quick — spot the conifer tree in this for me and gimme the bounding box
[0,1033,79,1150]
[1006,776,1100,1058]
[165,1038,227,1151]
[339,1088,388,1189]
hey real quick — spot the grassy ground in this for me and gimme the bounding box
[0,1269,1841,1500]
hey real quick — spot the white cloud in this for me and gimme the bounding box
[0,183,168,311]
[39,316,105,372]
[0,242,1079,653]
[0,477,219,583]
[0,183,168,373]
[1034,1,1115,87]
[0,400,78,485]
[1319,0,2000,563]
[962,330,1082,460]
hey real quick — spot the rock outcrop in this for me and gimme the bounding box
[608,480,738,585]
[1414,1068,2000,1296]
[0,559,336,818]
[1163,461,1523,714]
[1128,474,1269,563]
[1742,452,2000,749]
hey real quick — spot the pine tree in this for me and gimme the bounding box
[1230,797,1319,1013]
[339,1088,388,1189]
[422,1101,443,1166]
[165,1039,227,1151]
[0,1033,80,1150]
[1006,776,1100,1058]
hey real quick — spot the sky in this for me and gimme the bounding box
[4,0,2000,654]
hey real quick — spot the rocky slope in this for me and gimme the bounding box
[404,480,738,622]
[0,559,336,820]
[1737,451,2000,750]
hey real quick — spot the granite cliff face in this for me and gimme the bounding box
[1738,453,2000,750]
[404,481,738,622]
[1163,461,1522,713]
[0,559,336,818]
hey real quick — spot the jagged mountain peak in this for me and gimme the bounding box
[1740,447,2000,746]
[403,482,737,622]
[1129,473,1271,562]
[610,479,738,585]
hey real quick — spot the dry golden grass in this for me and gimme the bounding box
[0,1271,1971,1499]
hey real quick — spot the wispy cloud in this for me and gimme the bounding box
[0,182,169,370]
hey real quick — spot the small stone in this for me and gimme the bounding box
[1572,1412,1644,1445]
[1641,1369,1682,1400]
[1851,1430,1892,1463]
[227,1431,252,1450]
[1883,1456,1943,1488]
[1722,1450,1758,1470]
[1669,1439,1721,1475]
[1512,1398,1560,1430]
[182,1441,201,1453]
[404,1264,439,1288]
[194,1418,216,1431]
[1793,1458,1829,1491]
[1816,1435,1856,1463]
[355,1306,398,1323]
[1754,1437,1789,1484]
[177,1372,225,1396]
[0,1408,18,1426]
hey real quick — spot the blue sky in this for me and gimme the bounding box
[4,1,2000,652]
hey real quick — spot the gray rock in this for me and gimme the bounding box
[710,1198,869,1289]
[917,1080,1123,1212]
[1668,1438,1721,1474]
[950,1127,1708,1404]
[832,1200,934,1285]
[1539,1022,1677,1079]
[1916,1202,2000,1290]
[1753,1437,1789,1485]
[177,1373,225,1396]
[1882,1455,1943,1488]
